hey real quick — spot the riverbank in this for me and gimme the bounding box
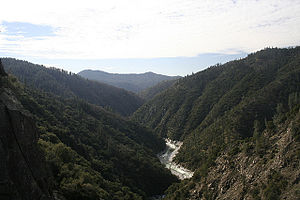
[158,138,193,180]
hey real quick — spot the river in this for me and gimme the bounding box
[158,138,193,180]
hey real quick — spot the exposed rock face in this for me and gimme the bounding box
[0,60,53,200]
[188,113,300,200]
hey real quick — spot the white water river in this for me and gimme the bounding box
[158,138,193,180]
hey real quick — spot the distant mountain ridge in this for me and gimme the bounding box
[78,69,180,93]
[2,58,144,116]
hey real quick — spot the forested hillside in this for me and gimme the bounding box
[2,47,299,200]
[78,70,180,93]
[139,79,177,100]
[1,60,177,199]
[132,47,300,199]
[164,104,300,199]
[2,58,144,116]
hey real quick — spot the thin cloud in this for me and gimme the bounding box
[0,0,299,59]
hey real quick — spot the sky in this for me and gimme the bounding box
[0,0,300,76]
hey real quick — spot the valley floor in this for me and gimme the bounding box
[158,138,194,180]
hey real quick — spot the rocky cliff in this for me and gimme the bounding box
[162,107,300,200]
[0,59,53,200]
[188,113,300,200]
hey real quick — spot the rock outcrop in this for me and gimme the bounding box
[0,59,53,200]
[188,112,300,200]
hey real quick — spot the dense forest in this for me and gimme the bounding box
[133,47,300,199]
[138,79,178,100]
[1,61,177,199]
[163,104,300,199]
[1,47,299,200]
[2,58,144,116]
[78,70,180,93]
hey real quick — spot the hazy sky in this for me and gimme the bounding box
[0,0,300,75]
